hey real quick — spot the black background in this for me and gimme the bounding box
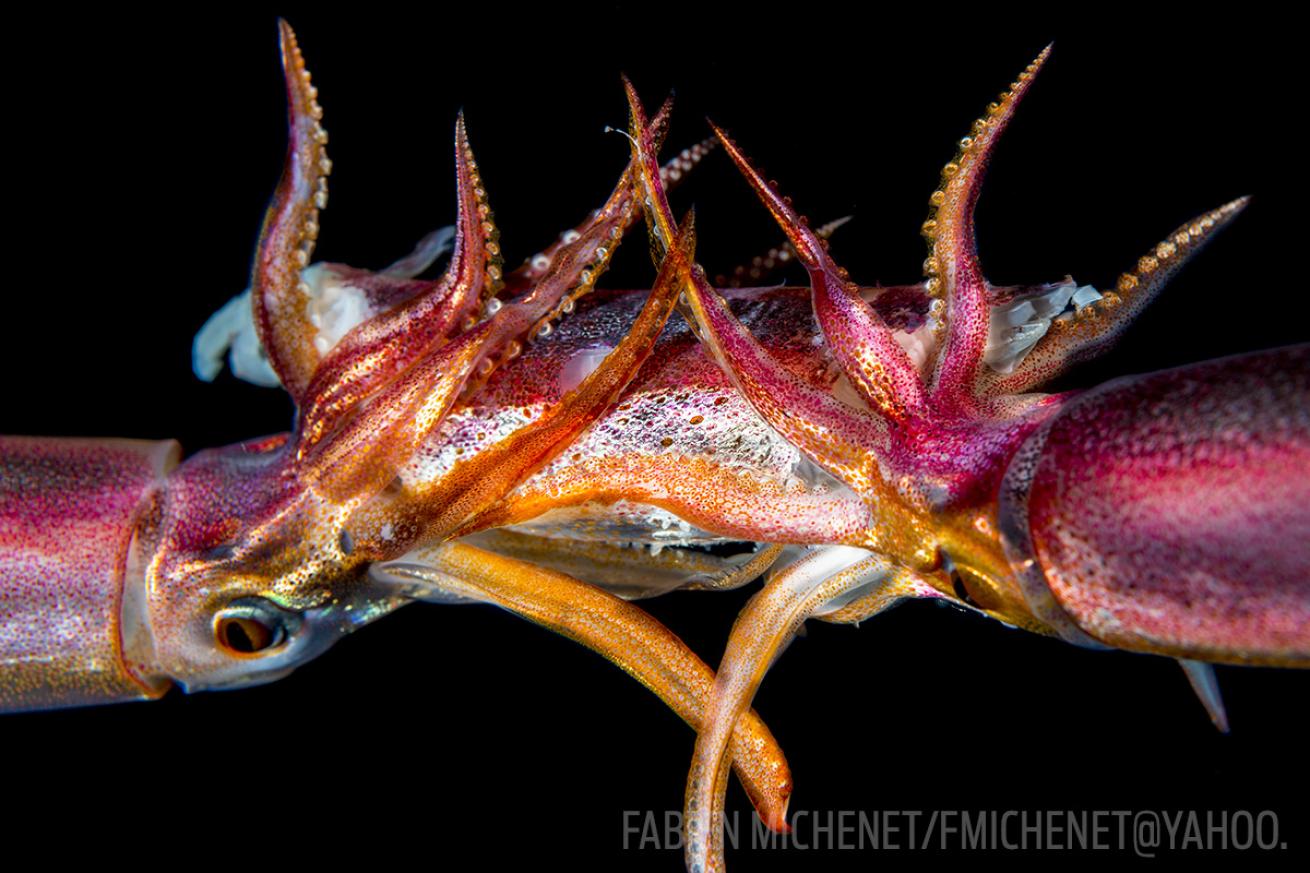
[3,7,1306,870]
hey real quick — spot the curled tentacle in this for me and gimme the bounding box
[685,547,934,873]
[251,19,333,401]
[981,197,1250,394]
[924,46,1051,406]
[371,541,794,831]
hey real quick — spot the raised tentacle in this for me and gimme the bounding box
[298,320,497,500]
[710,125,926,422]
[501,124,715,297]
[302,202,642,501]
[684,547,932,872]
[622,80,679,257]
[981,197,1250,395]
[295,114,500,454]
[623,84,934,565]
[346,218,697,557]
[251,19,333,401]
[371,542,793,831]
[924,46,1051,406]
[294,102,682,501]
[500,95,679,294]
[625,85,879,481]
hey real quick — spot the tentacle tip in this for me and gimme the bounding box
[705,119,741,159]
[620,73,639,104]
[762,795,793,834]
[623,78,651,134]
[819,214,855,237]
[277,19,305,72]
[1020,43,1053,78]
[1226,194,1253,215]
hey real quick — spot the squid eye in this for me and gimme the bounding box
[217,616,282,653]
[214,598,294,655]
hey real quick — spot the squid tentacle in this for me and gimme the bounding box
[684,546,935,873]
[500,108,716,296]
[980,196,1250,395]
[295,113,501,455]
[923,46,1051,407]
[370,541,794,831]
[624,81,934,566]
[251,19,333,401]
[290,89,676,506]
[346,216,697,558]
[299,193,634,501]
[625,82,886,479]
[710,123,927,423]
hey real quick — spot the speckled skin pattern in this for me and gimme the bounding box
[1007,346,1310,666]
[0,437,177,710]
[1,24,1307,873]
[603,56,1306,873]
[445,286,877,546]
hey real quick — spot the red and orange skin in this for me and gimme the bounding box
[0,23,1307,873]
[0,21,797,829]
[598,65,1306,873]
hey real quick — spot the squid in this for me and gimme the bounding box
[1,22,1306,873]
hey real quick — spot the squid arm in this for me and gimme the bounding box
[370,540,794,831]
[683,546,939,872]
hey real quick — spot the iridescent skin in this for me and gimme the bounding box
[0,24,1306,873]
[601,61,1307,873]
